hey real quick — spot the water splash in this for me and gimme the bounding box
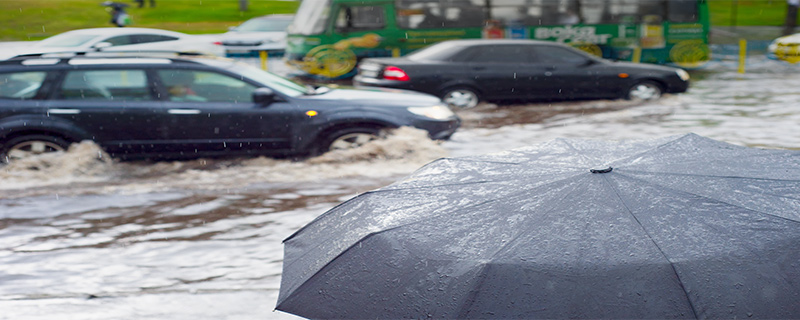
[0,127,447,196]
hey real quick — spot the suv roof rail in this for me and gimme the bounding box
[8,50,216,60]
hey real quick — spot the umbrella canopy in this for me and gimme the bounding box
[276,133,800,319]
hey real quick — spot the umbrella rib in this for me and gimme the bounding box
[561,139,607,166]
[440,158,526,165]
[619,173,800,225]
[454,263,492,319]
[600,175,701,319]
[622,169,800,185]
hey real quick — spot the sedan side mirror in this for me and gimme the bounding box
[253,87,276,105]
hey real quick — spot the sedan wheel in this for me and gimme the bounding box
[441,88,480,109]
[3,135,69,162]
[627,81,662,101]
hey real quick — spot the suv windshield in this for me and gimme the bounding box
[226,62,311,97]
[287,0,331,35]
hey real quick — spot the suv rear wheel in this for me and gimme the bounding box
[2,135,70,162]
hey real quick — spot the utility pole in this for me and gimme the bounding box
[239,0,248,12]
[785,0,799,35]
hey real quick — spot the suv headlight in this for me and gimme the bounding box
[676,69,690,81]
[408,105,455,120]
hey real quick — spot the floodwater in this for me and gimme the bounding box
[1,55,799,319]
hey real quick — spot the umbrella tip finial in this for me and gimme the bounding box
[590,167,613,174]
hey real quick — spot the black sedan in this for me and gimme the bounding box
[0,55,459,161]
[354,39,690,109]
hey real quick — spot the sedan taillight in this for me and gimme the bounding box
[383,66,410,81]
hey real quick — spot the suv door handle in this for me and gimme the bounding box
[168,109,201,115]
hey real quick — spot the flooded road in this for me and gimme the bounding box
[2,56,799,319]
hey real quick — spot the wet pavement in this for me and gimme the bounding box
[1,54,799,319]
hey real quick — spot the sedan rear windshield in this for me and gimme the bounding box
[406,42,467,62]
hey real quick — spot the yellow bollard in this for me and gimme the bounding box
[392,47,401,58]
[632,46,642,63]
[738,39,746,74]
[260,50,268,71]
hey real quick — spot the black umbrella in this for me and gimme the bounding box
[276,133,800,319]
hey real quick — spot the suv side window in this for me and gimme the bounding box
[59,70,152,101]
[0,71,47,100]
[157,70,257,103]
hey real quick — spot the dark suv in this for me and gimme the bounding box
[0,55,459,161]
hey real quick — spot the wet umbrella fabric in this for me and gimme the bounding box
[276,134,800,319]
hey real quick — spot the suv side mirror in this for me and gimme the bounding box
[581,58,596,66]
[253,87,276,105]
[93,42,113,50]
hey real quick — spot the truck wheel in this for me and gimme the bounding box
[2,135,70,162]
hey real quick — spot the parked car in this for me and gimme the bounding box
[354,39,691,109]
[0,28,225,61]
[0,55,459,161]
[221,14,293,57]
[767,33,800,63]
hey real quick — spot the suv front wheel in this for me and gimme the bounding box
[1,135,70,162]
[316,127,382,155]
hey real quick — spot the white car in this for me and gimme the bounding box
[0,28,224,60]
[767,33,800,63]
[221,14,293,56]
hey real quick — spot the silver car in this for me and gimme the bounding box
[221,14,293,57]
[0,27,225,60]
